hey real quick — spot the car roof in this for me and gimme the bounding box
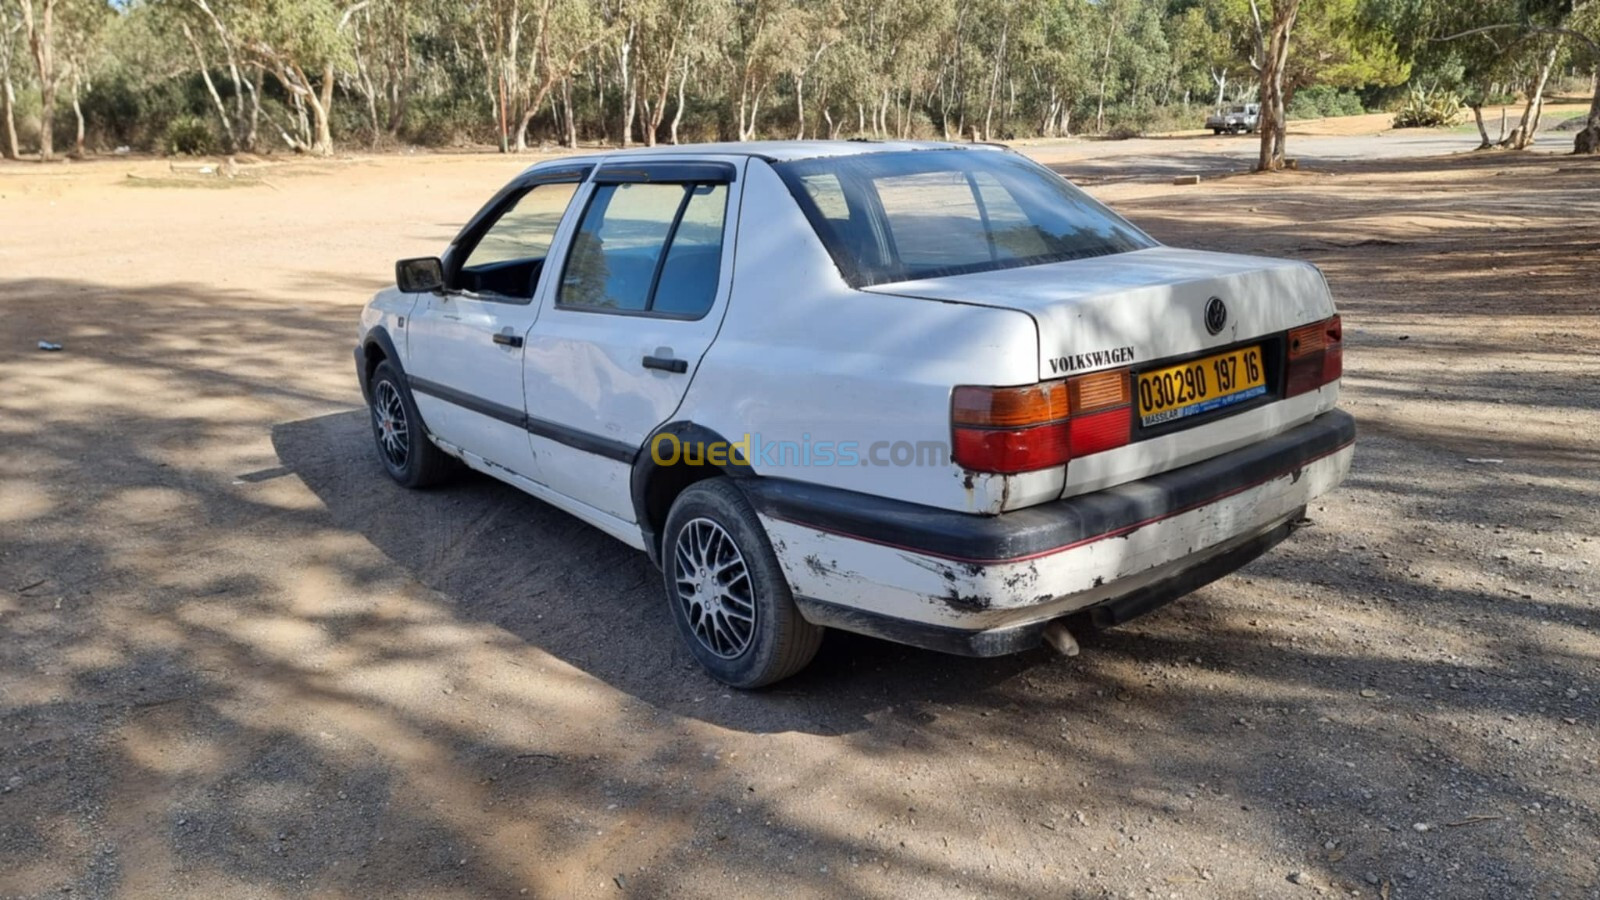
[521,139,1004,175]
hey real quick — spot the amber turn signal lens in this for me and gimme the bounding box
[952,381,1070,427]
[1067,370,1130,413]
[1288,321,1328,358]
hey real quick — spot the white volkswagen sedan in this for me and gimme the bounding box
[356,141,1353,687]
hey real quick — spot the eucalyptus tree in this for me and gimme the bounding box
[16,0,61,158]
[1,2,22,158]
[1387,0,1598,152]
[1170,0,1247,107]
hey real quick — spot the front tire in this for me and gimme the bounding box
[368,360,456,488]
[661,479,823,688]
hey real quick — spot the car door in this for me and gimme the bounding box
[522,157,745,522]
[405,167,588,478]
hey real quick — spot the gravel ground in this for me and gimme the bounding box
[1,142,1597,899]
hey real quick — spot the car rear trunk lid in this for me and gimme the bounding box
[863,245,1339,499]
[863,246,1332,382]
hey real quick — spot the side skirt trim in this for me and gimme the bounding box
[407,375,638,464]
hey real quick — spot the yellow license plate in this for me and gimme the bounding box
[1137,345,1267,427]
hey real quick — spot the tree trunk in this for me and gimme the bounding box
[2,63,20,160]
[1576,65,1600,154]
[794,73,805,140]
[669,62,686,144]
[37,76,54,159]
[312,63,335,155]
[1470,104,1490,150]
[274,61,335,156]
[514,77,566,152]
[69,68,83,156]
[21,0,57,160]
[514,106,536,152]
[1095,9,1115,133]
[618,25,634,147]
[386,0,411,136]
[624,76,638,146]
[562,77,577,147]
[192,0,248,149]
[748,87,764,141]
[1254,0,1300,172]
[181,22,237,151]
[984,20,1007,141]
[1508,42,1559,150]
[246,65,263,151]
[641,96,656,146]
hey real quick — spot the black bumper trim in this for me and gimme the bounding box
[741,409,1354,563]
[792,515,1297,656]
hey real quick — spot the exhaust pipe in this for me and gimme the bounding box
[1042,620,1080,657]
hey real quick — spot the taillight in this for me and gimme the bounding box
[952,382,1070,474]
[1285,315,1342,397]
[952,370,1132,474]
[1065,370,1131,457]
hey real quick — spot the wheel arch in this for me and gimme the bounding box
[632,421,757,567]
[358,326,404,404]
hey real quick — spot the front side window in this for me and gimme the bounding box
[558,181,728,317]
[775,149,1155,287]
[456,180,580,301]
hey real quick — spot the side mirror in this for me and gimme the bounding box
[396,257,445,293]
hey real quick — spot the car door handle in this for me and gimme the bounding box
[493,332,523,348]
[642,355,688,374]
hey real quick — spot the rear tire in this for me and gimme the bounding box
[368,360,456,488]
[661,479,823,688]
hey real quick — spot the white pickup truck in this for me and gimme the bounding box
[1206,103,1261,134]
[356,140,1353,687]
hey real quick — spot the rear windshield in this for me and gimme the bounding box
[773,149,1154,288]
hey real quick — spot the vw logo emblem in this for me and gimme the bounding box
[1204,297,1228,335]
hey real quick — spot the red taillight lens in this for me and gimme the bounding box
[952,382,1072,474]
[1068,406,1131,457]
[1286,315,1343,397]
[952,423,1071,474]
[952,371,1133,474]
[1321,317,1343,383]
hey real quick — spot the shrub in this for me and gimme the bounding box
[163,115,216,155]
[1392,86,1463,128]
[1099,103,1191,139]
[1289,86,1366,119]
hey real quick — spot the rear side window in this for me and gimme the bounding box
[774,149,1154,287]
[558,182,728,317]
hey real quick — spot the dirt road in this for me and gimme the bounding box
[2,140,1597,899]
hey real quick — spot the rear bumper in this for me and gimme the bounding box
[744,409,1355,654]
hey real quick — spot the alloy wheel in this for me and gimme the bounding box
[373,380,410,468]
[672,517,757,659]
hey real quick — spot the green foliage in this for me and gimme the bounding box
[163,115,218,155]
[1392,85,1462,128]
[1288,85,1366,118]
[0,0,1507,157]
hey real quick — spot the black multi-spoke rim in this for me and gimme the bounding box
[373,381,410,468]
[673,518,757,659]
